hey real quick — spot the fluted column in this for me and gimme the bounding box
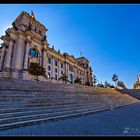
[52,57,55,78]
[4,39,14,70]
[42,41,48,78]
[23,39,31,70]
[58,60,61,79]
[11,41,18,69]
[38,54,41,66]
[86,71,89,83]
[43,50,47,69]
[66,62,69,76]
[12,37,25,79]
[0,46,6,71]
[42,41,47,69]
[14,37,25,70]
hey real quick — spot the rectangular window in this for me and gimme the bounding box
[55,74,57,80]
[69,64,73,72]
[48,58,51,64]
[48,72,51,79]
[61,70,63,75]
[61,63,63,68]
[48,65,51,71]
[55,61,57,66]
[77,70,78,74]
[55,68,57,73]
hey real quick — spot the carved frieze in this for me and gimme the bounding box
[13,17,29,32]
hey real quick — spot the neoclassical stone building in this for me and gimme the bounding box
[135,74,140,89]
[0,11,93,85]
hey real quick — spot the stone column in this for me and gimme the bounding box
[39,48,43,66]
[89,71,93,86]
[86,71,89,83]
[0,46,6,71]
[15,38,25,69]
[11,42,17,69]
[42,50,47,69]
[22,38,32,80]
[45,53,48,76]
[52,57,55,78]
[66,63,69,77]
[4,39,14,71]
[23,40,31,70]
[58,60,61,79]
[13,37,25,78]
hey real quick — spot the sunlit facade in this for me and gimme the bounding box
[0,11,93,85]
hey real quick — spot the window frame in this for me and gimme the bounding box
[55,60,58,66]
[30,48,39,58]
[48,65,51,71]
[48,58,51,64]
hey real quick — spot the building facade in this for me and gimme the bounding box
[0,11,93,85]
[137,74,140,83]
[135,74,140,89]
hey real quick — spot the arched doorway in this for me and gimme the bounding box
[70,73,73,84]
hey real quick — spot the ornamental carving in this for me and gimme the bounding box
[13,17,29,32]
[20,17,29,27]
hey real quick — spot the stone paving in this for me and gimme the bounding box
[0,102,140,136]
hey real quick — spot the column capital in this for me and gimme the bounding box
[42,40,48,47]
[42,43,48,51]
[26,35,32,44]
[8,36,15,43]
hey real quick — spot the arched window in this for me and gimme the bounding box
[30,48,39,58]
[69,73,73,82]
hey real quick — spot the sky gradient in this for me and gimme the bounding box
[0,4,139,88]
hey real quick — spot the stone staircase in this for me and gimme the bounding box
[119,89,140,100]
[0,78,139,131]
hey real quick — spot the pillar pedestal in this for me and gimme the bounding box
[0,71,12,78]
[12,69,21,79]
[22,70,32,80]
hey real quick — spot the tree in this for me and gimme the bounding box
[117,81,127,89]
[74,77,81,84]
[28,62,46,81]
[112,74,118,88]
[60,73,68,84]
[104,80,110,88]
[97,82,104,88]
[109,84,115,88]
[133,81,140,89]
[92,75,97,87]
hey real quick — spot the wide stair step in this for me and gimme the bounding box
[0,105,109,131]
[0,78,139,131]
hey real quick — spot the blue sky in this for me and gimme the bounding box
[0,4,140,88]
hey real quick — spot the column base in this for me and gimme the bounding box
[12,69,22,79]
[0,71,12,78]
[0,68,12,78]
[22,69,48,81]
[22,70,36,80]
[38,75,48,82]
